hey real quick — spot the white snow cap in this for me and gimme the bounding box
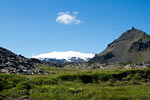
[32,51,95,61]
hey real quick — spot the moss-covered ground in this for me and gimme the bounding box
[0,66,150,100]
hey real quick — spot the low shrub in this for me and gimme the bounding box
[0,79,14,91]
[17,82,32,91]
[28,77,58,86]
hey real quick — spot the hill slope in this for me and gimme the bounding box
[0,47,58,74]
[89,27,150,64]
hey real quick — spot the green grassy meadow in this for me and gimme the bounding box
[0,66,150,100]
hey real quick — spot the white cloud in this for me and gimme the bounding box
[56,11,82,25]
[73,11,78,15]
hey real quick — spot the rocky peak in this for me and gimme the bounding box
[89,28,150,64]
[131,26,135,30]
[118,27,146,41]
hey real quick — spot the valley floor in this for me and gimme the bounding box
[0,66,150,100]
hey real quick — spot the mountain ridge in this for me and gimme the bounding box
[32,51,95,63]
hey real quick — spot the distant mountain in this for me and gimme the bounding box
[33,51,95,64]
[89,27,150,64]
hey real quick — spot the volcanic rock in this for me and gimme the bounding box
[0,47,59,74]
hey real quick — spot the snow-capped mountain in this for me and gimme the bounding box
[32,51,95,63]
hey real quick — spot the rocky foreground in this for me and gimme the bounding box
[0,47,60,74]
[64,62,150,69]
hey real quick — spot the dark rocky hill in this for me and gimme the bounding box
[89,27,150,64]
[0,47,59,74]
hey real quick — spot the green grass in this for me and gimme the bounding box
[0,67,150,100]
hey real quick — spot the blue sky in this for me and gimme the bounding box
[0,0,149,57]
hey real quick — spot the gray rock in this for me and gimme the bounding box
[0,47,59,74]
